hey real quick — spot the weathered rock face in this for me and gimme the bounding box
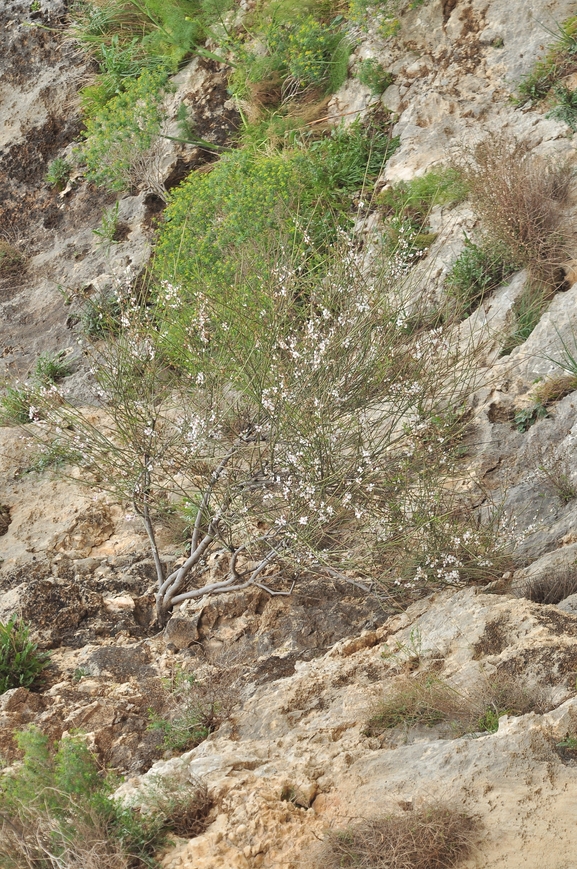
[334,0,577,182]
[115,587,577,869]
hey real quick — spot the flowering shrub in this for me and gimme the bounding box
[37,227,488,624]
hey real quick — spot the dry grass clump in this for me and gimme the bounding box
[530,442,577,504]
[0,239,26,276]
[148,660,241,753]
[514,567,577,605]
[366,671,548,737]
[458,138,572,287]
[314,805,477,869]
[531,373,577,406]
[144,775,211,839]
[365,674,460,734]
[0,804,131,869]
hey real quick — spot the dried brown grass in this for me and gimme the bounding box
[531,373,577,406]
[0,803,131,869]
[313,805,477,869]
[146,775,211,839]
[527,441,577,505]
[458,138,573,287]
[365,671,548,737]
[514,566,577,605]
[0,239,26,277]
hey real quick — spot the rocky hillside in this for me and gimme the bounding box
[3,0,577,867]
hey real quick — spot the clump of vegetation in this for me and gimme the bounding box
[0,384,40,426]
[377,168,467,267]
[142,774,211,840]
[517,16,577,104]
[458,138,572,288]
[148,664,239,753]
[34,352,73,386]
[45,157,72,190]
[366,671,547,737]
[556,734,577,758]
[515,567,577,605]
[79,66,170,193]
[0,727,209,868]
[548,83,577,130]
[348,0,427,37]
[315,804,477,869]
[37,222,483,625]
[501,282,551,356]
[0,240,26,277]
[531,372,577,406]
[444,236,518,318]
[22,440,82,475]
[153,116,398,329]
[356,58,394,94]
[70,0,232,104]
[0,617,50,695]
[513,402,548,433]
[378,168,467,218]
[366,673,459,732]
[1,353,72,427]
[391,491,514,592]
[229,10,350,107]
[80,291,123,338]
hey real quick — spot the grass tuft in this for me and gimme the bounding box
[515,567,577,605]
[315,804,477,869]
[366,671,548,738]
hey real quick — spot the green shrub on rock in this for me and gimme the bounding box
[0,617,50,695]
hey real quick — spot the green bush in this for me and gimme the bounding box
[153,120,398,370]
[0,617,50,695]
[79,66,169,191]
[229,12,350,103]
[34,352,73,386]
[0,728,162,867]
[45,157,72,190]
[356,57,394,94]
[444,236,518,317]
[0,727,209,868]
[71,0,232,92]
[271,15,348,90]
